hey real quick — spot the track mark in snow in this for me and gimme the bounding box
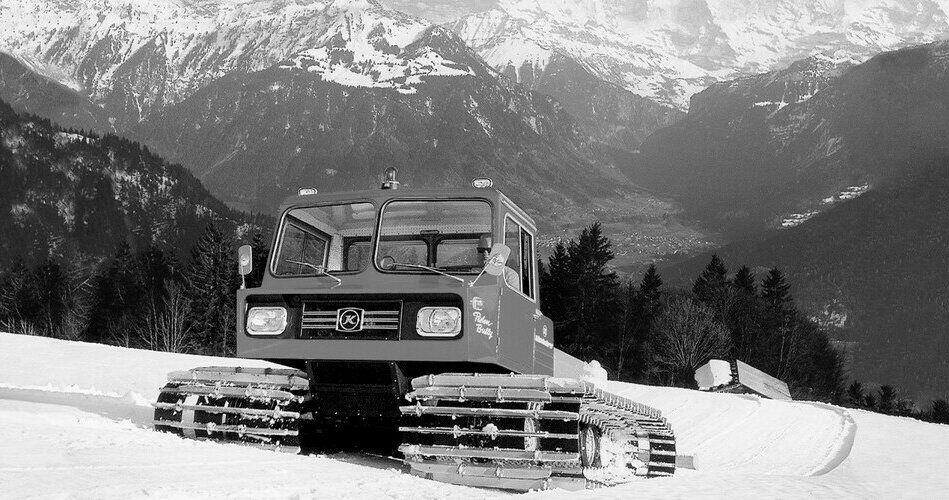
[805,403,857,476]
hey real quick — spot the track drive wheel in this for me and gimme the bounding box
[579,423,602,468]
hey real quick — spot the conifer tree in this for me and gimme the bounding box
[693,254,728,302]
[32,258,71,337]
[563,222,619,361]
[540,223,620,363]
[733,266,757,294]
[847,381,865,407]
[84,243,145,345]
[539,242,570,328]
[640,264,663,304]
[931,399,949,424]
[185,222,239,356]
[760,268,793,312]
[878,385,897,414]
[618,264,664,380]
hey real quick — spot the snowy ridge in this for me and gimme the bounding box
[449,0,949,109]
[278,5,475,94]
[0,0,472,124]
[4,332,949,497]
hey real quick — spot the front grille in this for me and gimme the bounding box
[301,300,402,340]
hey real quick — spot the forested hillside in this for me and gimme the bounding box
[0,98,267,354]
[664,158,949,401]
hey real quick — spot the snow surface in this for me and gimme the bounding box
[3,331,949,498]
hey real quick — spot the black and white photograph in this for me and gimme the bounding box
[1,0,948,497]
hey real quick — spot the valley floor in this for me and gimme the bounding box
[1,333,947,499]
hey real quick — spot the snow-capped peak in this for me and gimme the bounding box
[449,0,949,109]
[279,1,474,93]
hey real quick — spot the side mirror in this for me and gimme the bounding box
[238,245,253,276]
[483,243,511,277]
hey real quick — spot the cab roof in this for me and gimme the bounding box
[278,186,537,231]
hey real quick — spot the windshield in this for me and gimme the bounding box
[376,200,492,273]
[272,202,376,276]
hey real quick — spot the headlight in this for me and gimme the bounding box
[416,307,462,337]
[246,307,288,336]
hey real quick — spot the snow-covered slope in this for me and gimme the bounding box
[3,331,949,498]
[449,0,949,108]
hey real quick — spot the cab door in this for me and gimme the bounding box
[497,215,542,374]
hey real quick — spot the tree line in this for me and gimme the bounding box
[3,216,946,421]
[540,222,949,419]
[0,222,268,357]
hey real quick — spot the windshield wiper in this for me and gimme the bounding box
[388,262,465,283]
[287,260,342,286]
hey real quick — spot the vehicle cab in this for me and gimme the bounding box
[236,175,555,382]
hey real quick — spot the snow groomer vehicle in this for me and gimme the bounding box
[154,169,676,490]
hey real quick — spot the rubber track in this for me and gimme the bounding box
[152,366,309,452]
[398,373,676,491]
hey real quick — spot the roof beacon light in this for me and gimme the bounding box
[298,188,318,196]
[381,167,400,190]
[471,178,493,189]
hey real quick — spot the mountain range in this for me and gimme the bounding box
[445,0,949,109]
[0,1,696,253]
[629,41,949,237]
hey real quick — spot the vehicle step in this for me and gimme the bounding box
[409,387,552,402]
[160,385,302,401]
[412,374,589,393]
[398,405,578,421]
[168,367,308,387]
[399,426,577,440]
[153,402,300,419]
[153,420,299,437]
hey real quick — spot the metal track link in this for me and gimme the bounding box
[153,366,309,451]
[399,373,676,491]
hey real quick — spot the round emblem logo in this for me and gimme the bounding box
[336,308,364,332]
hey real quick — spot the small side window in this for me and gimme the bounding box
[503,217,535,299]
[520,229,534,299]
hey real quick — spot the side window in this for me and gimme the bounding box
[503,217,535,299]
[520,229,534,298]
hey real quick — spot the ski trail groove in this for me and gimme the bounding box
[804,402,857,476]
